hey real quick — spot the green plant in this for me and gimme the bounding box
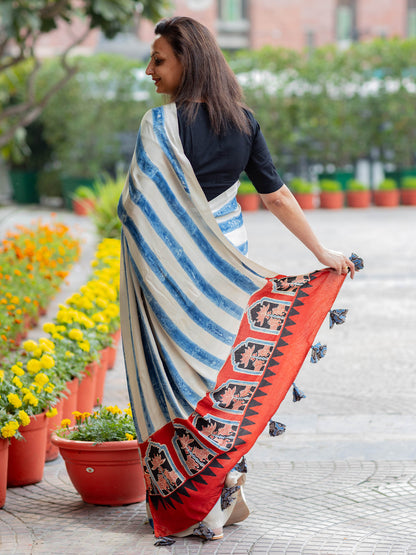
[56,405,136,443]
[347,179,367,191]
[378,178,397,190]
[319,179,342,192]
[72,185,96,201]
[237,180,257,195]
[290,178,314,194]
[90,173,125,239]
[401,177,416,189]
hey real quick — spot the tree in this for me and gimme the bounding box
[0,0,170,152]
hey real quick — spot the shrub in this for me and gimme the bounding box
[319,179,342,192]
[347,179,367,191]
[401,177,416,189]
[290,178,314,194]
[378,178,397,190]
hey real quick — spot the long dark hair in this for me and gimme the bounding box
[154,16,250,135]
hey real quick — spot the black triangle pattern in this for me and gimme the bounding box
[241,417,256,427]
[285,318,296,327]
[281,328,293,338]
[264,367,277,378]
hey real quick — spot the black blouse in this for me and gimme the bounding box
[177,104,284,201]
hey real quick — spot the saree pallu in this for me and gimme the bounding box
[118,103,346,538]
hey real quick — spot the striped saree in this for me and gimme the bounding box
[118,103,346,538]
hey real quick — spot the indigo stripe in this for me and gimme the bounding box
[218,213,244,234]
[120,187,243,320]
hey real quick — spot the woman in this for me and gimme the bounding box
[118,16,357,543]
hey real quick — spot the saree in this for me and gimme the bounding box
[118,103,349,538]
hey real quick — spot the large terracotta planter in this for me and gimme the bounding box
[62,377,79,424]
[319,191,345,209]
[346,190,371,208]
[294,192,316,210]
[237,193,260,212]
[0,439,8,507]
[107,329,121,370]
[7,412,48,487]
[51,436,146,506]
[400,189,416,206]
[373,189,400,207]
[77,361,98,413]
[45,399,64,462]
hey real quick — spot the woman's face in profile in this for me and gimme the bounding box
[145,36,183,97]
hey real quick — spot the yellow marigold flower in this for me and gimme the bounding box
[91,312,106,323]
[23,392,39,407]
[79,315,95,329]
[44,384,55,394]
[125,433,134,441]
[106,405,122,415]
[8,393,22,408]
[39,354,55,369]
[95,298,108,309]
[0,369,4,381]
[39,337,55,352]
[34,372,49,387]
[46,407,58,418]
[65,351,74,358]
[96,324,109,334]
[124,406,133,417]
[82,412,91,418]
[22,339,38,353]
[61,419,71,428]
[18,410,31,426]
[78,340,90,353]
[68,328,83,341]
[43,322,56,334]
[72,411,83,418]
[11,364,24,376]
[1,421,20,438]
[27,359,42,374]
[33,347,43,358]
[12,376,23,388]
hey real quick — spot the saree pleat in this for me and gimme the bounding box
[118,103,346,537]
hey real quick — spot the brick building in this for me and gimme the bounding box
[37,0,416,59]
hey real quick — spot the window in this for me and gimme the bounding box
[336,0,356,43]
[218,0,247,23]
[408,0,416,37]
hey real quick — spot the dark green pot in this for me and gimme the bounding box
[9,170,40,204]
[61,176,95,210]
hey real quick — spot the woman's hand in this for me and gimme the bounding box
[260,186,355,279]
[315,248,355,279]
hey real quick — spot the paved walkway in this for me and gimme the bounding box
[1,204,416,554]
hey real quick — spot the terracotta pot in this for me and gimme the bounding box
[319,191,345,209]
[237,193,260,212]
[45,399,64,462]
[94,349,109,405]
[77,361,99,413]
[7,412,48,487]
[51,436,146,506]
[107,329,121,370]
[400,189,416,206]
[373,189,400,207]
[62,377,79,424]
[0,439,8,508]
[72,198,95,216]
[294,192,316,210]
[346,190,371,208]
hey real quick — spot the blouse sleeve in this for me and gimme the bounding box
[244,114,285,194]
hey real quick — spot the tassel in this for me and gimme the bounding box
[349,252,364,271]
[154,537,175,546]
[310,342,327,363]
[329,308,348,329]
[233,456,247,473]
[221,485,240,510]
[269,420,286,437]
[292,383,306,402]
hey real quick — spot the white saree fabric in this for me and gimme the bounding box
[118,103,274,443]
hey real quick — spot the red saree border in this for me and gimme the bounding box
[141,268,346,537]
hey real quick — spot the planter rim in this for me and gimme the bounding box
[51,433,138,451]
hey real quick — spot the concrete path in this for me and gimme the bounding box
[1,204,415,554]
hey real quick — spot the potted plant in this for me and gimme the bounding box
[400,177,416,206]
[290,178,317,210]
[236,179,260,211]
[346,179,371,208]
[90,173,125,238]
[52,405,146,506]
[319,179,345,209]
[373,178,399,207]
[72,185,96,216]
